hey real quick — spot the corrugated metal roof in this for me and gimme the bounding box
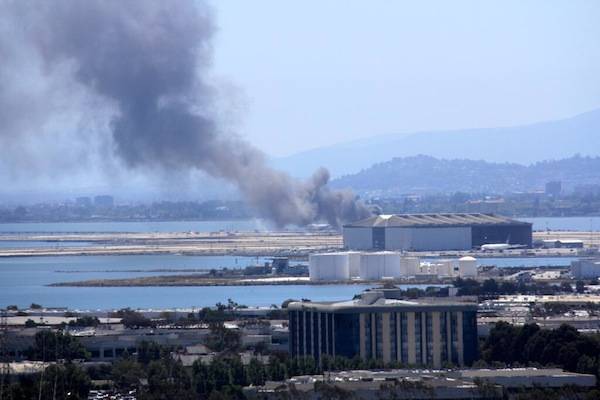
[343,213,531,228]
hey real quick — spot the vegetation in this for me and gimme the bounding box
[110,308,155,328]
[4,322,600,399]
[481,322,600,378]
[454,278,586,297]
[333,154,600,208]
[27,330,89,361]
[68,315,101,327]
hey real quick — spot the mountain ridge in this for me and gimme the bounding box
[330,154,600,196]
[272,108,600,178]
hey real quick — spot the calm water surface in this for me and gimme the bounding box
[0,218,589,310]
[0,254,576,310]
[521,216,600,231]
[0,220,266,234]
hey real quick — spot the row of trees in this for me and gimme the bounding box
[482,322,600,377]
[454,278,586,297]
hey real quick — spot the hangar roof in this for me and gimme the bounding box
[343,213,531,228]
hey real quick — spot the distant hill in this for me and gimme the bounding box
[330,155,600,195]
[273,108,600,178]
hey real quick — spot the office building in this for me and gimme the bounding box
[288,288,478,368]
[343,213,532,251]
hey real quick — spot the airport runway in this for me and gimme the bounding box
[0,230,598,257]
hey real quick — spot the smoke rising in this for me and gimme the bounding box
[0,1,370,227]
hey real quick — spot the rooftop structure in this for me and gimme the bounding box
[245,368,595,399]
[344,213,529,228]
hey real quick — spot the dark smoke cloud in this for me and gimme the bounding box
[0,1,371,227]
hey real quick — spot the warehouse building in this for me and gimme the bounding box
[571,258,600,279]
[343,213,532,251]
[288,288,478,368]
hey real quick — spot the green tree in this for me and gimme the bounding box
[69,315,100,327]
[144,359,193,400]
[34,364,91,400]
[137,341,166,365]
[112,357,145,391]
[111,308,154,328]
[24,319,37,328]
[205,322,241,353]
[246,358,266,386]
[28,330,89,361]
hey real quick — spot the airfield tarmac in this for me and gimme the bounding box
[0,230,598,258]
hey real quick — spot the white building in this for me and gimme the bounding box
[571,258,600,279]
[400,256,420,276]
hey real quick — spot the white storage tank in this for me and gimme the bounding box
[359,251,401,280]
[436,259,457,277]
[459,256,477,277]
[400,256,420,276]
[309,253,350,281]
[347,251,362,278]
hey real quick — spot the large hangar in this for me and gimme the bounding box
[343,213,532,251]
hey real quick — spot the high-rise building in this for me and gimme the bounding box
[287,288,478,368]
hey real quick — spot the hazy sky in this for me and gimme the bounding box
[212,0,600,156]
[1,0,599,202]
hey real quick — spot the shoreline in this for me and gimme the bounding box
[48,276,452,288]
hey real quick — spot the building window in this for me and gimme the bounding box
[451,312,459,364]
[305,311,312,357]
[400,313,408,364]
[414,312,422,365]
[440,312,448,365]
[335,313,360,359]
[425,312,433,366]
[298,311,305,356]
[375,313,383,359]
[365,313,372,359]
[462,311,478,365]
[390,313,397,362]
[313,312,320,359]
[320,312,328,356]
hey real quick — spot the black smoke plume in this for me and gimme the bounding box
[0,1,371,227]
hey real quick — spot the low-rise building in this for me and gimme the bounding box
[571,258,600,279]
[244,368,595,400]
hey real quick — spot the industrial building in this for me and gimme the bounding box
[308,252,477,281]
[571,258,600,279]
[343,213,532,251]
[288,288,478,368]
